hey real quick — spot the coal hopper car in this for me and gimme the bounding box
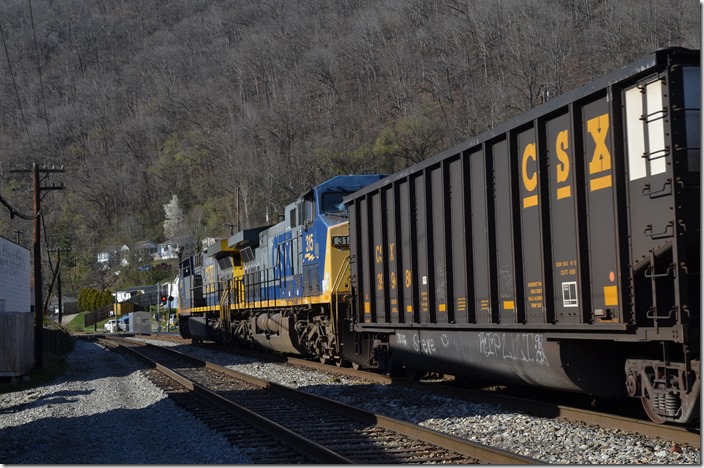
[343,47,700,424]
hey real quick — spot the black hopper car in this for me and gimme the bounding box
[180,48,700,424]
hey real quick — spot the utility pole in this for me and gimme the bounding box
[10,163,64,369]
[48,247,71,325]
[56,247,70,326]
[32,165,41,367]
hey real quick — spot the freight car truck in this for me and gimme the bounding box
[344,47,700,424]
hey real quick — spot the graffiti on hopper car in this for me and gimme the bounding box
[479,332,549,366]
[395,331,438,355]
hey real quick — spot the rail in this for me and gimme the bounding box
[109,338,539,464]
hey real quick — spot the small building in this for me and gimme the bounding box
[48,296,78,316]
[0,236,33,379]
[97,244,130,268]
[132,240,157,263]
[155,241,179,260]
[127,311,151,334]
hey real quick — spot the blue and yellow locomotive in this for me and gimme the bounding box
[177,174,386,363]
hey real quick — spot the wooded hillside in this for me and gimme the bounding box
[0,0,699,292]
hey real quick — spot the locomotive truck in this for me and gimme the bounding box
[178,48,700,424]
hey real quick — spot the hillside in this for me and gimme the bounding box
[0,0,699,293]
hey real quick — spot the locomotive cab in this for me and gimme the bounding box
[237,175,386,359]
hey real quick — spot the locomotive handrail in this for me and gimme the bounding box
[331,255,351,296]
[331,255,351,344]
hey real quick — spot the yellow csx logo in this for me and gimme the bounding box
[521,112,612,209]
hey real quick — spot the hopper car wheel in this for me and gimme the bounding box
[351,362,361,370]
[334,357,350,368]
[319,357,330,365]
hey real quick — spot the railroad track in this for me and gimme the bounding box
[410,382,701,449]
[96,334,700,450]
[99,336,538,464]
[286,353,700,449]
[184,339,700,449]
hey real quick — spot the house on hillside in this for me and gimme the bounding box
[132,240,157,263]
[97,244,130,268]
[201,237,217,250]
[155,241,179,260]
[99,241,169,268]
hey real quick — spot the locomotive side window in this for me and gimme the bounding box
[216,256,233,270]
[305,198,315,223]
[297,201,304,225]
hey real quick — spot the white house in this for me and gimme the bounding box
[132,240,157,263]
[155,241,179,260]
[97,244,130,267]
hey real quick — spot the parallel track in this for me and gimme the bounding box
[100,336,539,464]
[93,334,700,450]
[193,338,701,448]
[287,354,700,449]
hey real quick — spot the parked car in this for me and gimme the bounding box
[118,316,129,331]
[104,319,120,333]
[105,318,127,333]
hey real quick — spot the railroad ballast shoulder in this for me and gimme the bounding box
[177,48,700,425]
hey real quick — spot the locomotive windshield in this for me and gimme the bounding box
[321,190,353,213]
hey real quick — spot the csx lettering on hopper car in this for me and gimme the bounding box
[178,48,700,424]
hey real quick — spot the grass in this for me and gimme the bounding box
[62,312,90,332]
[62,312,115,333]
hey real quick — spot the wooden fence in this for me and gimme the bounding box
[0,312,34,377]
[43,327,75,354]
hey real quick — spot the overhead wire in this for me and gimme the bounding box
[0,18,32,145]
[28,0,50,135]
[0,191,36,221]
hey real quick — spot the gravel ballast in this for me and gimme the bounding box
[0,340,251,464]
[162,339,701,465]
[1,337,700,464]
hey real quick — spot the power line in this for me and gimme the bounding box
[0,191,36,220]
[27,0,50,135]
[0,18,32,144]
